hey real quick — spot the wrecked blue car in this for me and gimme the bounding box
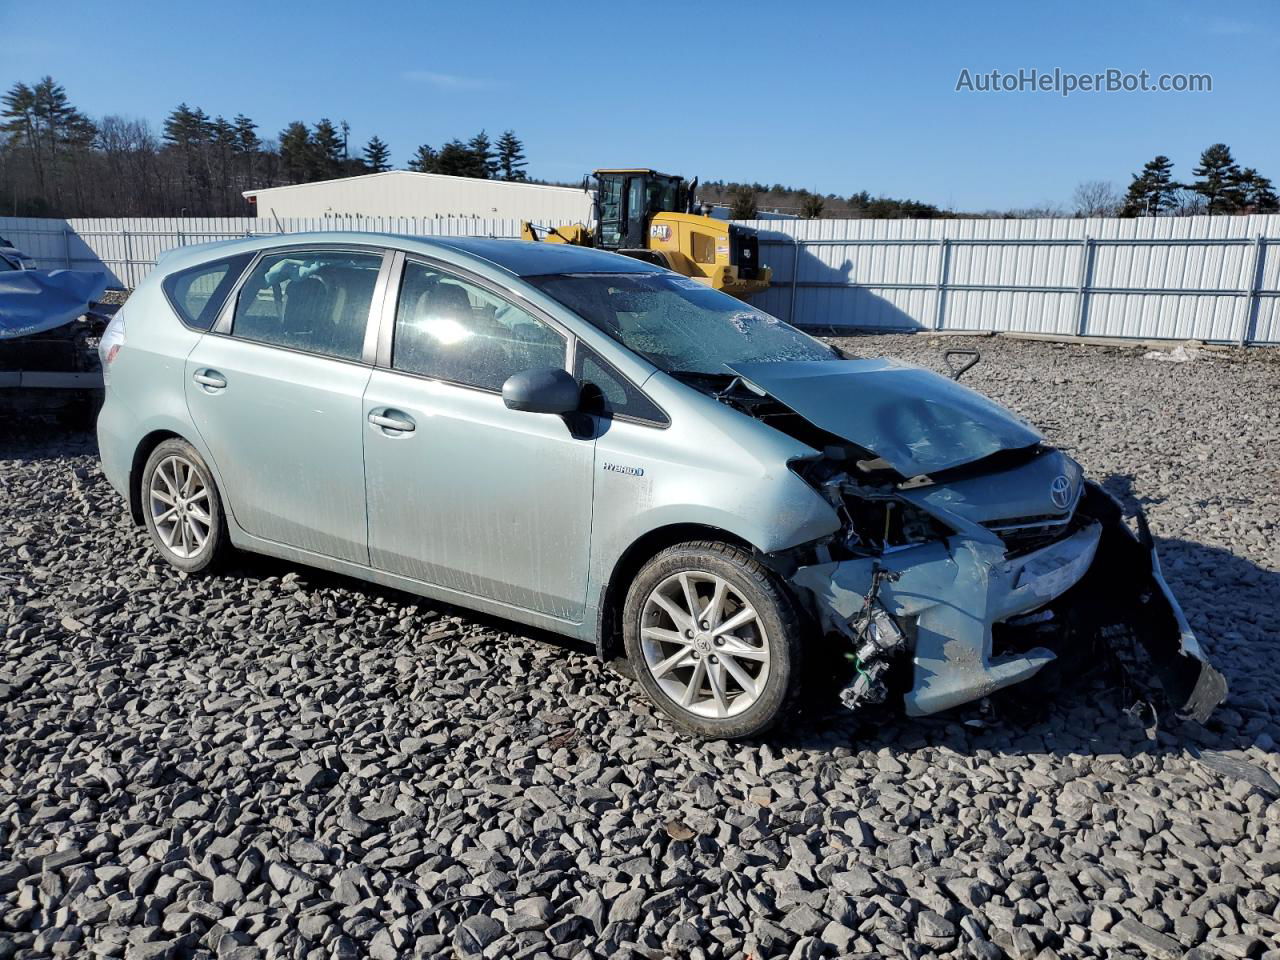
[1,267,112,419]
[96,235,1226,739]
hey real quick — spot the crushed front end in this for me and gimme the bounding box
[787,450,1227,722]
[709,357,1227,724]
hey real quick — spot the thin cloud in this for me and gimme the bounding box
[402,70,496,91]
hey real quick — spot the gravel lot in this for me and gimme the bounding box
[2,335,1278,960]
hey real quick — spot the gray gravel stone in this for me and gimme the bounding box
[2,336,1278,960]
[1111,917,1183,960]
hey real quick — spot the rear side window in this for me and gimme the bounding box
[232,250,383,361]
[575,344,667,425]
[162,253,253,330]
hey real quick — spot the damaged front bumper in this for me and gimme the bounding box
[793,483,1227,722]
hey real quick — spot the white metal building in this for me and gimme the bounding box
[242,171,594,224]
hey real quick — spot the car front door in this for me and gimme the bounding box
[185,246,388,564]
[362,256,594,622]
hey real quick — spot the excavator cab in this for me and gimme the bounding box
[520,167,771,298]
[593,169,687,251]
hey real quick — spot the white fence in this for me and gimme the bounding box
[3,214,1279,344]
[741,214,1280,345]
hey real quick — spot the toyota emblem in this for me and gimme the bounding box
[1050,475,1072,511]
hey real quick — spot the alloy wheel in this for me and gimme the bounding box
[148,454,212,559]
[639,570,771,719]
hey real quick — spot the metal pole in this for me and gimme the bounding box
[1238,235,1266,346]
[932,237,951,330]
[122,228,134,289]
[1074,236,1095,336]
[789,237,801,325]
[62,227,72,269]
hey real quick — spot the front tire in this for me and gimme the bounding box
[140,439,229,574]
[623,540,803,739]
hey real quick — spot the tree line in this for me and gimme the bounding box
[3,77,1277,221]
[1054,145,1277,221]
[1115,145,1277,217]
[701,181,946,221]
[0,76,530,217]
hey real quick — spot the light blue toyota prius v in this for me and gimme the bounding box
[96,233,1225,738]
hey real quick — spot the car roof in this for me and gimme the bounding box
[154,231,663,281]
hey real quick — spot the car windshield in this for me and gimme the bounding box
[527,272,837,375]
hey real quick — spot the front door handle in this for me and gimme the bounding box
[193,369,227,390]
[368,410,416,433]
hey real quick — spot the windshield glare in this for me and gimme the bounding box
[528,272,837,375]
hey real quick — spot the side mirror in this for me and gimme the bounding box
[502,367,581,414]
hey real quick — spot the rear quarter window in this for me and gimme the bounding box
[162,253,254,331]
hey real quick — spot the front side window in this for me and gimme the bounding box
[528,272,837,376]
[162,253,253,330]
[392,261,565,391]
[231,250,382,360]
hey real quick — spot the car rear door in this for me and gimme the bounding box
[361,254,594,622]
[185,245,390,564]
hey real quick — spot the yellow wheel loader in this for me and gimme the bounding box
[520,169,771,298]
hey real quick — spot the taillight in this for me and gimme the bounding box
[99,312,126,385]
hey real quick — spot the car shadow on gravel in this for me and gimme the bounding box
[220,549,600,659]
[0,420,98,458]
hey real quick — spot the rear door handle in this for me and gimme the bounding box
[193,369,227,390]
[368,410,416,433]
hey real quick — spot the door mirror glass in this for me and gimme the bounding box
[502,367,580,414]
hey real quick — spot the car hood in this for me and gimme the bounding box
[726,357,1043,476]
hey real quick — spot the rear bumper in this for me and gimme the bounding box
[721,265,772,298]
[793,484,1227,722]
[95,393,133,500]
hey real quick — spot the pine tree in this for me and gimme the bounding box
[467,130,496,178]
[210,115,237,212]
[496,130,527,181]
[3,77,95,212]
[1236,168,1279,213]
[163,103,211,151]
[279,121,314,183]
[3,82,46,196]
[437,139,488,178]
[363,136,391,173]
[407,144,438,173]
[233,114,259,154]
[728,185,757,219]
[164,103,213,208]
[800,191,825,218]
[311,119,344,179]
[1119,155,1176,217]
[1190,144,1244,215]
[232,114,260,189]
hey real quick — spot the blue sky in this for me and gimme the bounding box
[2,0,1276,210]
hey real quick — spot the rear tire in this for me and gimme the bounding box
[623,540,803,739]
[140,439,229,574]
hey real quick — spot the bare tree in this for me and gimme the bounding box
[1072,180,1119,218]
[998,202,1067,219]
[1169,187,1207,217]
